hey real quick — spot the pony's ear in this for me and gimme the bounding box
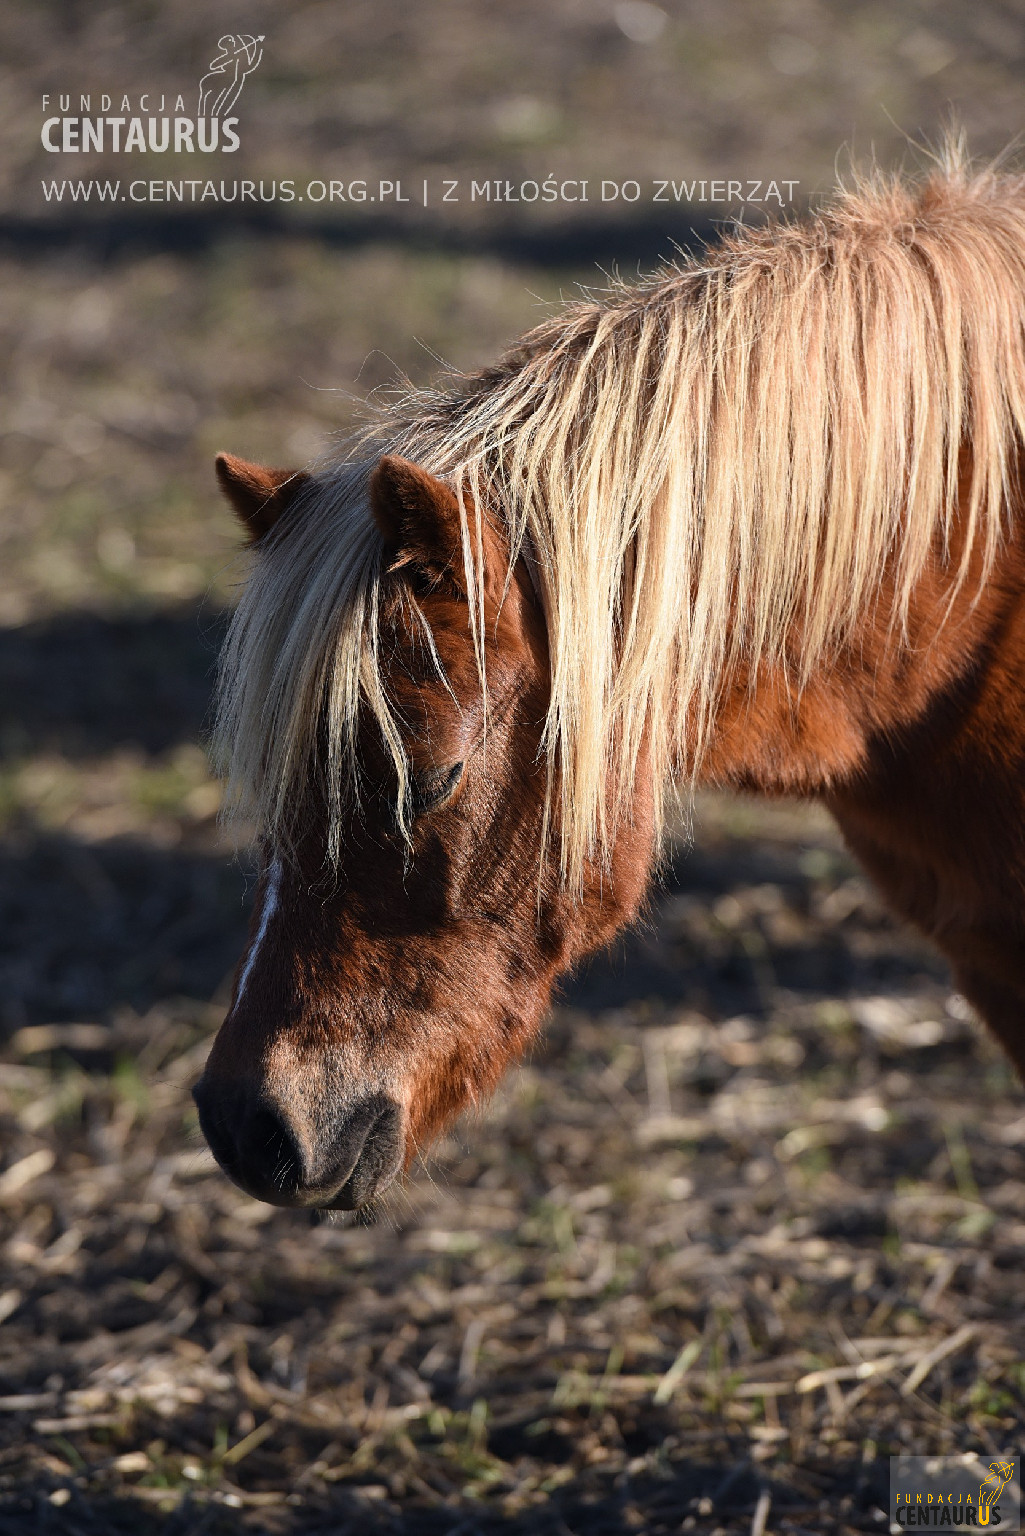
[215,453,310,542]
[370,455,463,577]
[371,455,513,603]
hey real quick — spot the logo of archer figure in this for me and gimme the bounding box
[198,35,265,118]
[978,1461,1014,1526]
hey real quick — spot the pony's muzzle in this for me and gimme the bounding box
[192,1079,403,1210]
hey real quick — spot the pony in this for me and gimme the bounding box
[194,151,1025,1212]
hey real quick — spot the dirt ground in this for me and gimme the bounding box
[3,3,1025,1532]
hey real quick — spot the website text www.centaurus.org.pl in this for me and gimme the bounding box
[39,175,802,208]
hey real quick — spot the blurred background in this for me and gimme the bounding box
[1,3,1024,1531]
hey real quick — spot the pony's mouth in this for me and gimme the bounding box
[193,1083,403,1210]
[318,1095,404,1210]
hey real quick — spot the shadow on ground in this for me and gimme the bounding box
[0,605,227,762]
[0,209,719,275]
[0,827,251,1029]
[563,836,948,1018]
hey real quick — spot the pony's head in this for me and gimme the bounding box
[193,452,653,1210]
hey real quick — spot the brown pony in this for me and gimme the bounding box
[194,155,1025,1211]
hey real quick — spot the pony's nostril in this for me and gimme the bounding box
[195,1077,307,1204]
[236,1106,304,1200]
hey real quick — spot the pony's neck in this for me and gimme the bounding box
[700,508,1025,1077]
[702,516,1023,800]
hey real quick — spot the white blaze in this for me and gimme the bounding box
[233,856,282,1008]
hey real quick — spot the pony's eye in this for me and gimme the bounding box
[407,761,464,819]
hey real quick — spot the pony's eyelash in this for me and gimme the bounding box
[406,760,465,820]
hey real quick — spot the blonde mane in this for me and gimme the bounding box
[215,149,1025,883]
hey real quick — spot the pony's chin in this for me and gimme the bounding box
[317,1135,404,1210]
[319,1168,399,1211]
